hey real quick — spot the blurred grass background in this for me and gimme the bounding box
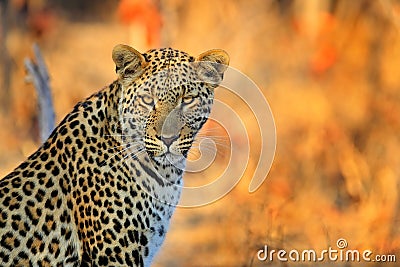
[1,0,400,266]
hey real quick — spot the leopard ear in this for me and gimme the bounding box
[112,44,147,82]
[196,49,230,85]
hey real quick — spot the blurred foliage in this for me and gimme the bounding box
[1,0,400,266]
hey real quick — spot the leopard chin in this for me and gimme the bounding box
[157,152,187,170]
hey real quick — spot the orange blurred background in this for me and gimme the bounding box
[1,0,400,266]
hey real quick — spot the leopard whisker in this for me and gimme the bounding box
[195,135,230,141]
[102,142,145,166]
[197,127,223,133]
[188,146,226,157]
[192,139,231,149]
[124,147,146,160]
[104,134,142,139]
[106,142,142,152]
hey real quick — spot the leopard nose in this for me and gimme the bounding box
[161,135,179,147]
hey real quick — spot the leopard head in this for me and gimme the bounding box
[112,44,229,169]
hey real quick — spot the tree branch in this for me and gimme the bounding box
[24,44,55,143]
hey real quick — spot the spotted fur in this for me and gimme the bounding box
[0,45,229,266]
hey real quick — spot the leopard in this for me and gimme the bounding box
[0,44,229,266]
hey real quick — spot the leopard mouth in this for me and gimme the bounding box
[144,137,190,160]
[150,151,186,170]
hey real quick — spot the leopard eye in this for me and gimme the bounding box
[141,95,154,106]
[182,96,195,105]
